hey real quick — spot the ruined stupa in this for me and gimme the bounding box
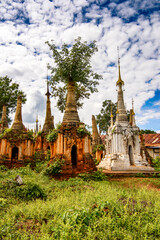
[11,96,25,131]
[48,80,96,174]
[0,105,8,133]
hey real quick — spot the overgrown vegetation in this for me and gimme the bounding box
[93,144,105,154]
[0,128,34,141]
[43,158,64,177]
[0,166,160,239]
[77,127,90,138]
[46,129,58,142]
[152,156,160,171]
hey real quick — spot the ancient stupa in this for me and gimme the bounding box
[11,96,26,131]
[42,81,54,133]
[98,56,154,171]
[48,80,96,174]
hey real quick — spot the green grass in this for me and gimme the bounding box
[0,166,160,239]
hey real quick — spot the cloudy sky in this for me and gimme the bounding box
[0,0,160,132]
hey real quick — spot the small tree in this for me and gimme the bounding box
[46,37,102,112]
[96,100,117,134]
[97,100,130,134]
[0,76,26,123]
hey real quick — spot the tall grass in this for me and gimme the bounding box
[0,166,160,239]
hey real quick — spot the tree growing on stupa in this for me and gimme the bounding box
[46,37,102,113]
[0,76,26,123]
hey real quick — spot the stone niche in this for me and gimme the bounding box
[48,122,96,175]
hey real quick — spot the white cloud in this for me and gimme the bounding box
[0,0,159,130]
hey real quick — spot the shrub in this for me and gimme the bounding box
[15,183,47,201]
[37,131,42,136]
[135,173,145,178]
[78,171,107,181]
[46,129,58,142]
[0,198,7,209]
[44,158,64,176]
[152,157,160,171]
[0,165,8,171]
[27,129,34,139]
[93,144,105,154]
[96,144,105,151]
[0,179,47,201]
[77,127,89,138]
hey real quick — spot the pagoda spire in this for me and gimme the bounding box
[12,96,25,131]
[116,47,128,124]
[42,78,54,133]
[110,103,114,127]
[62,80,80,124]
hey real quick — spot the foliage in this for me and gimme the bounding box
[0,128,12,139]
[26,129,34,139]
[96,144,105,151]
[96,100,117,133]
[0,165,8,171]
[152,157,160,171]
[78,170,107,181]
[93,144,105,154]
[55,121,62,130]
[96,99,130,134]
[37,131,42,136]
[77,127,90,138]
[0,179,47,201]
[0,76,26,123]
[44,158,64,176]
[140,129,157,134]
[46,129,58,142]
[0,198,8,209]
[46,37,102,112]
[15,183,47,201]
[1,168,160,239]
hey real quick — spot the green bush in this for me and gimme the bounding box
[46,129,58,142]
[77,127,90,138]
[44,158,64,176]
[0,165,8,171]
[78,170,107,181]
[152,157,160,171]
[15,183,47,201]
[96,144,105,151]
[0,198,8,209]
[0,179,47,201]
[93,144,105,154]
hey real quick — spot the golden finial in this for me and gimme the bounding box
[110,103,113,118]
[36,112,38,123]
[116,103,119,114]
[116,46,124,86]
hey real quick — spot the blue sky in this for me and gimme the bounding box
[0,0,160,132]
